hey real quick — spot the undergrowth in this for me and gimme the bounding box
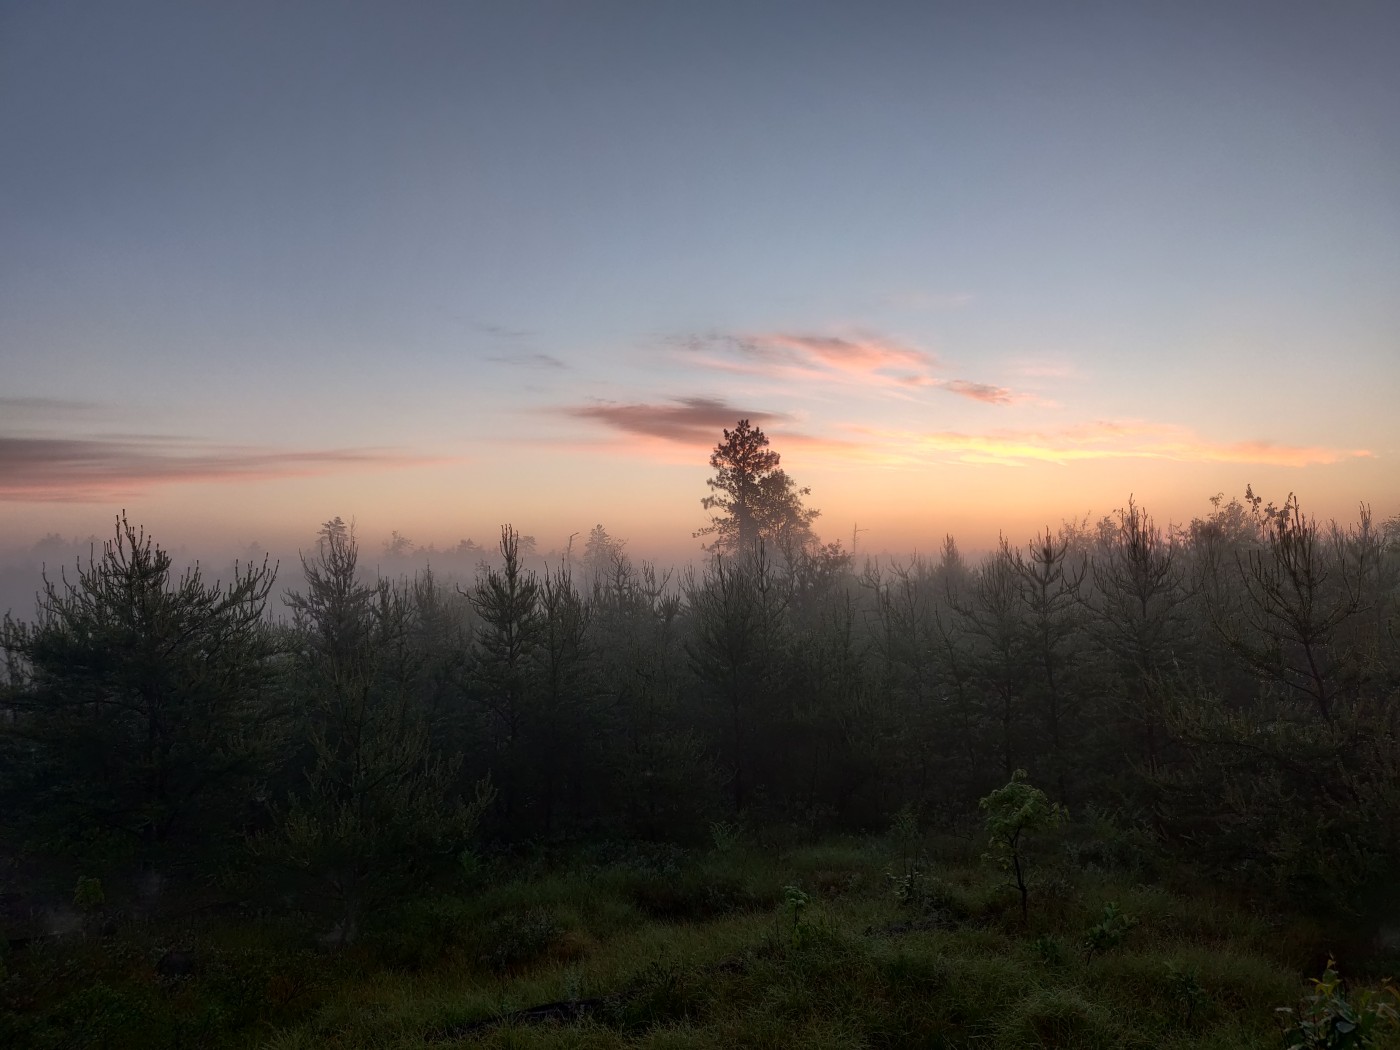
[2,835,1395,1049]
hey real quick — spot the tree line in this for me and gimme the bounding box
[2,422,1398,936]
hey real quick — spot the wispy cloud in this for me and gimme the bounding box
[476,322,532,340]
[941,380,1018,405]
[1007,357,1077,380]
[676,330,942,391]
[675,330,1037,405]
[1,397,100,415]
[868,421,1373,469]
[742,333,938,377]
[559,397,1370,473]
[565,397,792,445]
[487,351,568,370]
[0,434,441,502]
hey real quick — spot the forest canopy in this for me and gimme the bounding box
[1,426,1398,1046]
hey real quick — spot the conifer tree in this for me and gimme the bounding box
[0,513,282,868]
[695,420,819,557]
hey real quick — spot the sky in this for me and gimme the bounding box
[2,0,1398,568]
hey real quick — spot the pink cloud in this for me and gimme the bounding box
[565,397,792,445]
[676,331,1038,406]
[940,380,1019,405]
[0,434,443,502]
[742,333,938,376]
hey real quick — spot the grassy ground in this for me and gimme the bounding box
[3,836,1396,1049]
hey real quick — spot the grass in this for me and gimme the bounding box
[3,837,1396,1049]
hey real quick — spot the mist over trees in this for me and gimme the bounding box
[2,422,1399,968]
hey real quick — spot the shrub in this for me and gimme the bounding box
[1165,962,1207,1026]
[1083,901,1137,963]
[1276,958,1400,1049]
[482,908,562,973]
[979,770,1066,925]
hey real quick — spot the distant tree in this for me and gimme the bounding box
[0,513,283,868]
[685,547,789,816]
[1215,494,1366,724]
[531,564,591,831]
[695,419,820,557]
[937,534,970,598]
[951,543,1029,782]
[582,524,626,581]
[264,522,490,943]
[466,526,542,823]
[1087,497,1190,768]
[863,557,941,799]
[382,530,415,558]
[590,554,713,839]
[1011,528,1086,801]
[1151,495,1400,906]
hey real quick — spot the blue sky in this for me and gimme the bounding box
[2,1,1397,558]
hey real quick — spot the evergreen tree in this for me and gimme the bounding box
[0,513,283,869]
[695,420,819,557]
[263,522,490,943]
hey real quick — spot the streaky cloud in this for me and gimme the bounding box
[740,332,938,377]
[487,350,568,370]
[0,396,100,415]
[477,322,532,340]
[566,397,791,445]
[871,420,1373,468]
[0,434,441,502]
[676,330,1035,406]
[940,379,1018,404]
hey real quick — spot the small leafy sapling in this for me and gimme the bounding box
[979,769,1066,925]
[1276,958,1399,1049]
[1165,963,1207,1026]
[73,875,105,913]
[1082,901,1137,963]
[782,885,811,945]
[709,821,743,853]
[1032,934,1066,967]
[73,874,107,940]
[885,804,931,909]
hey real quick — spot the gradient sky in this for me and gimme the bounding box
[3,1,1398,562]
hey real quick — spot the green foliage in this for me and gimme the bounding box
[684,547,790,816]
[1165,962,1208,1025]
[0,513,283,865]
[1033,934,1067,967]
[979,769,1066,923]
[1276,959,1400,1049]
[2,839,1367,1049]
[47,981,168,1050]
[1082,901,1137,963]
[782,884,810,944]
[624,865,770,921]
[884,805,941,911]
[1156,494,1400,911]
[483,908,563,973]
[257,523,494,942]
[709,820,743,853]
[73,874,105,912]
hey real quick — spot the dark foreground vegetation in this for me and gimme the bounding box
[3,450,1400,1044]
